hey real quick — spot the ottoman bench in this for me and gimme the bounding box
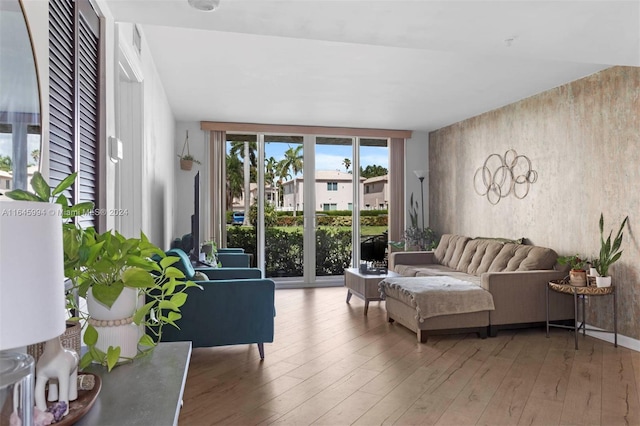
[379,276,494,342]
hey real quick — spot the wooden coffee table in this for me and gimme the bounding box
[344,268,399,315]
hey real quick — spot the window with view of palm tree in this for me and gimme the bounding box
[265,156,279,208]
[278,145,303,216]
[342,158,351,173]
[229,140,257,225]
[226,154,243,210]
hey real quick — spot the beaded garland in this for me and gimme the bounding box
[87,316,134,327]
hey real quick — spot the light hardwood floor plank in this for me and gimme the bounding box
[394,336,505,425]
[634,349,640,408]
[601,344,640,426]
[477,330,551,425]
[559,339,603,425]
[518,397,564,425]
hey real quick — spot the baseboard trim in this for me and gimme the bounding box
[585,323,640,352]
[274,279,344,290]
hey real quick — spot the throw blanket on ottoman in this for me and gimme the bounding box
[379,276,495,322]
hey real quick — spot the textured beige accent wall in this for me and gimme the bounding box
[429,66,640,340]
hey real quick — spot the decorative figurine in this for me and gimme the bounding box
[34,337,79,417]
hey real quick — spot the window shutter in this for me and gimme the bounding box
[49,0,100,229]
[49,0,75,193]
[77,1,100,228]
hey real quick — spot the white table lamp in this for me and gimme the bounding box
[0,200,66,426]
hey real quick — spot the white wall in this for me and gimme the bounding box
[404,131,429,227]
[174,122,207,243]
[137,25,176,248]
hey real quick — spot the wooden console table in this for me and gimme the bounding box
[76,342,192,425]
[546,280,616,350]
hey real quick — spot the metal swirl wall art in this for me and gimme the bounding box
[473,149,537,205]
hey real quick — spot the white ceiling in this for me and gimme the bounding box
[106,0,640,132]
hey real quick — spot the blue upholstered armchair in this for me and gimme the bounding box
[160,249,275,359]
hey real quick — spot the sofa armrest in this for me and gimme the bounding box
[389,251,436,270]
[197,267,262,280]
[482,270,573,325]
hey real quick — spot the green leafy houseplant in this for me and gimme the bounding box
[596,213,629,277]
[5,171,94,219]
[200,239,221,266]
[389,193,438,251]
[7,172,201,371]
[177,154,201,164]
[557,254,587,271]
[71,228,201,371]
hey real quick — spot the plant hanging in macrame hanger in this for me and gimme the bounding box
[178,130,201,171]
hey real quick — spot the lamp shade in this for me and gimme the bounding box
[413,170,427,179]
[0,200,66,350]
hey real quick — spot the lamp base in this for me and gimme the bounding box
[0,351,34,426]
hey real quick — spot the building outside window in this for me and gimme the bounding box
[322,203,337,211]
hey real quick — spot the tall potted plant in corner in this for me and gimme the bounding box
[389,193,438,251]
[595,213,628,288]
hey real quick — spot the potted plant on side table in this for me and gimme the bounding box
[595,213,629,288]
[557,254,588,286]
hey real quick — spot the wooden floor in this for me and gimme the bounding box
[180,287,640,425]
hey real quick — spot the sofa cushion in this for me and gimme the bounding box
[404,264,459,277]
[456,239,506,276]
[488,244,558,272]
[434,234,471,269]
[415,269,482,286]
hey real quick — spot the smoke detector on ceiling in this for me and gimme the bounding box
[504,36,518,47]
[188,0,220,12]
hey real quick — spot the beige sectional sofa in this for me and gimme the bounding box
[386,234,574,341]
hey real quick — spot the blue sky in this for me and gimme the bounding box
[228,141,389,174]
[0,134,41,164]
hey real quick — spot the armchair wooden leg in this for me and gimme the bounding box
[257,343,265,360]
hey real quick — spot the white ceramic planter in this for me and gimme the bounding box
[87,287,140,360]
[87,287,137,320]
[596,276,612,288]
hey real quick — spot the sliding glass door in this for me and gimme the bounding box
[225,132,390,286]
[314,137,354,281]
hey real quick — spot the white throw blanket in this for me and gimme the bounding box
[379,276,495,322]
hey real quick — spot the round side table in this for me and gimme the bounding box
[546,279,616,350]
